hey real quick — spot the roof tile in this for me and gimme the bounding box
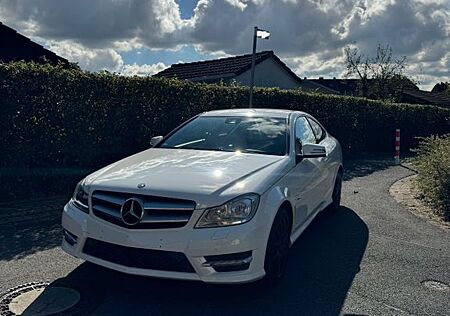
[154,51,274,80]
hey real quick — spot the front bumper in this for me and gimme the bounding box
[61,202,268,284]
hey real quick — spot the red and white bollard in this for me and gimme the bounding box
[394,129,400,165]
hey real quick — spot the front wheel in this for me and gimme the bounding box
[264,207,291,285]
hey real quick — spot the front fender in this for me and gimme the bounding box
[257,184,294,249]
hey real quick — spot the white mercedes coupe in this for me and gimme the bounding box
[62,108,343,284]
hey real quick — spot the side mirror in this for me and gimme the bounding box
[296,140,326,159]
[150,136,163,147]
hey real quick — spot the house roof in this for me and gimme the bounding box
[154,50,302,83]
[402,89,450,108]
[305,78,420,94]
[306,77,450,107]
[0,21,69,65]
[305,78,359,95]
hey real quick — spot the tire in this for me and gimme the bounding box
[328,169,343,212]
[264,207,291,285]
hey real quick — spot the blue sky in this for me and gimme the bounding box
[1,0,449,89]
[178,0,197,19]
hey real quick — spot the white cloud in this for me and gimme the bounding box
[49,40,168,76]
[48,40,124,72]
[152,0,190,33]
[46,38,169,75]
[121,62,168,76]
[288,52,346,79]
[224,0,248,11]
[1,0,449,90]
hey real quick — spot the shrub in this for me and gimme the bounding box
[413,135,450,221]
[0,61,449,169]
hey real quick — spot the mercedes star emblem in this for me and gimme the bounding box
[120,198,144,225]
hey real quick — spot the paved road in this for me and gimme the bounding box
[1,164,449,315]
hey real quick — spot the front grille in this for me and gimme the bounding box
[83,238,195,273]
[91,190,196,229]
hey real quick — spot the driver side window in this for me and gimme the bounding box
[295,116,316,145]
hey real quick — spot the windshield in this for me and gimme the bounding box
[159,116,288,156]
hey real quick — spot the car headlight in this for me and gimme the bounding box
[71,180,89,213]
[195,194,260,228]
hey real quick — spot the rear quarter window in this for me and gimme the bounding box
[307,117,326,142]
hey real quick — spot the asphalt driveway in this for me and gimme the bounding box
[0,163,449,315]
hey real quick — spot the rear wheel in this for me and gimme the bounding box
[264,207,291,285]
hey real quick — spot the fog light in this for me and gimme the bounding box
[63,230,78,246]
[203,251,252,272]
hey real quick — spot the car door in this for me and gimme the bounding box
[289,116,324,230]
[306,116,338,201]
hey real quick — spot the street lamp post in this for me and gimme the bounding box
[249,26,258,108]
[248,26,270,108]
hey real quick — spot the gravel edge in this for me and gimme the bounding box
[389,173,450,230]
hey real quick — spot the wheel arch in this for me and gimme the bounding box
[278,200,294,236]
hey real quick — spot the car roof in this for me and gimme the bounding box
[200,108,305,118]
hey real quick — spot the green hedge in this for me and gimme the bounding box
[413,135,450,221]
[1,61,449,169]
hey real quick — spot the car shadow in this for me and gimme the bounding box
[37,206,368,316]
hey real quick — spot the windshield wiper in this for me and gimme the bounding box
[242,148,266,154]
[174,139,206,148]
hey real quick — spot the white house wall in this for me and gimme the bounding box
[234,57,300,89]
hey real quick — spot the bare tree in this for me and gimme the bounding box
[344,46,371,97]
[344,44,410,101]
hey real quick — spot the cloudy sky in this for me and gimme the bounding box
[1,0,449,90]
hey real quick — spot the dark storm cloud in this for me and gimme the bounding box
[0,0,189,48]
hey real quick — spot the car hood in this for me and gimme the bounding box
[85,148,289,208]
